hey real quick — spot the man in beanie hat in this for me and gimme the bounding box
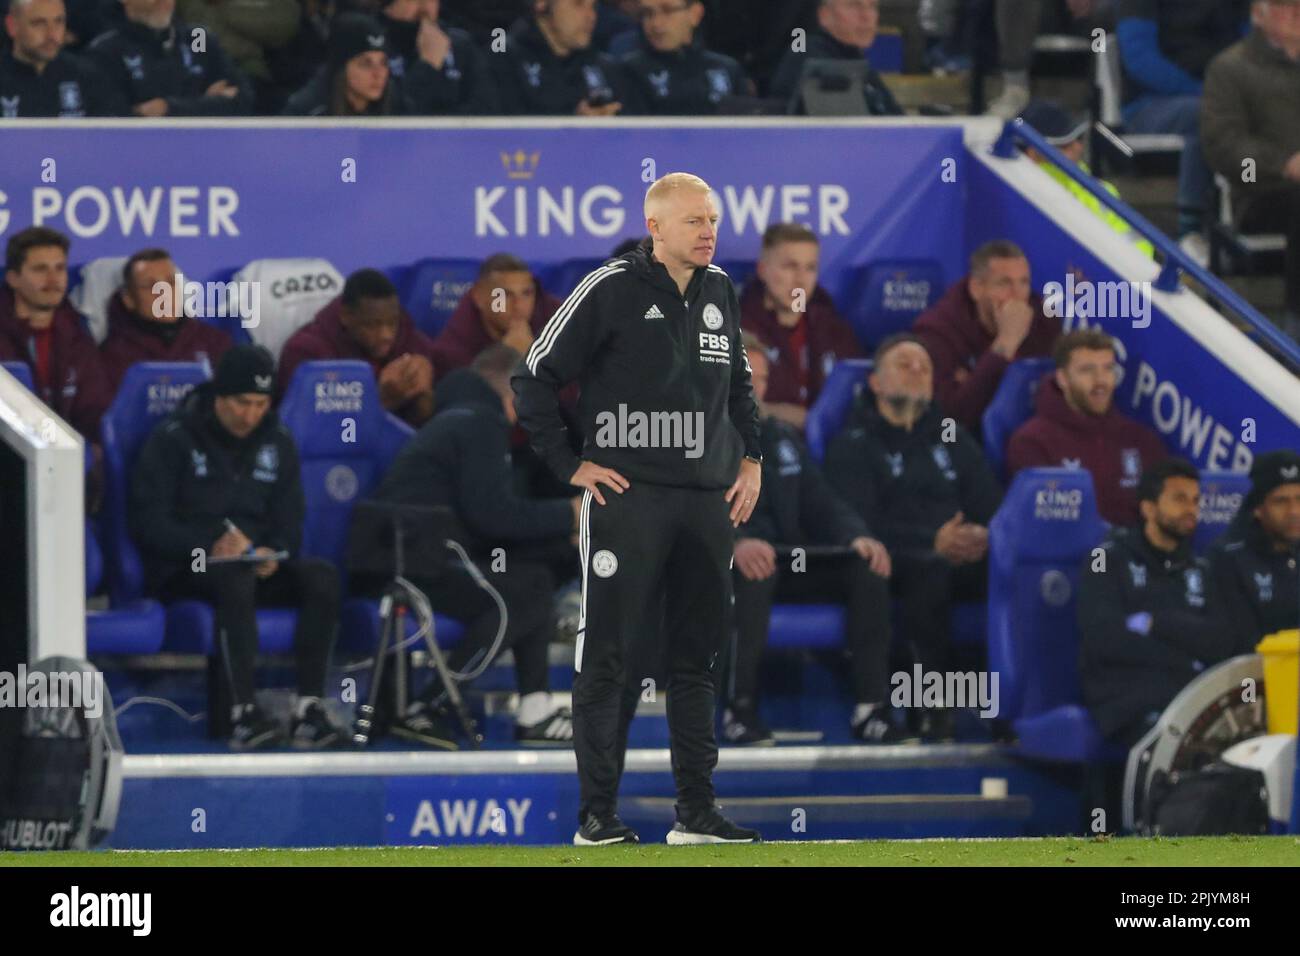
[1210,449,1300,653]
[129,344,344,751]
[282,11,397,115]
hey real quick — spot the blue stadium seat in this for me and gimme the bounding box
[987,467,1122,762]
[277,360,463,653]
[2,360,34,390]
[1195,470,1251,554]
[767,604,847,651]
[714,259,757,292]
[839,259,942,348]
[982,358,1055,479]
[85,520,166,656]
[536,258,606,300]
[398,258,480,338]
[805,358,873,462]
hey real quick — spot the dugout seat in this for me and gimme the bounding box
[85,521,166,655]
[278,360,464,654]
[221,257,345,359]
[805,358,873,462]
[70,256,129,345]
[839,259,943,349]
[2,361,34,390]
[982,359,1056,479]
[987,467,1121,762]
[536,258,606,300]
[398,257,480,338]
[714,259,757,292]
[1195,470,1252,554]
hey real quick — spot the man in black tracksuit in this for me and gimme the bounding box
[767,9,902,115]
[370,347,580,748]
[1208,450,1300,656]
[1078,458,1234,748]
[380,0,500,114]
[492,4,630,115]
[618,0,752,116]
[0,0,122,116]
[129,346,341,751]
[86,0,254,116]
[825,333,1001,741]
[512,175,763,846]
[729,333,898,746]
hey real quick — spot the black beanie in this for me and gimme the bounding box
[213,344,276,397]
[329,13,389,69]
[1245,449,1300,509]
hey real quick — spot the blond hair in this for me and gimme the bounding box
[644,172,713,221]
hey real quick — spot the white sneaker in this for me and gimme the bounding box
[1178,233,1210,269]
[985,84,1030,120]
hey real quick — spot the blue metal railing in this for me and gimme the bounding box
[992,119,1300,369]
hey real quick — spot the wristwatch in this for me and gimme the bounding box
[744,454,763,465]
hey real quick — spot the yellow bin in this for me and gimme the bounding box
[1257,630,1300,735]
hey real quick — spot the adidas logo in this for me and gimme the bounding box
[644,304,665,320]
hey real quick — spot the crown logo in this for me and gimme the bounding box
[501,150,541,180]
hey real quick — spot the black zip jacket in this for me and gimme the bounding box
[619,37,752,116]
[739,414,867,547]
[1208,514,1300,655]
[491,16,629,115]
[0,49,123,117]
[383,17,499,115]
[512,243,761,491]
[129,382,304,591]
[768,26,902,115]
[87,18,254,116]
[1078,526,1233,736]
[373,368,573,556]
[824,401,1001,556]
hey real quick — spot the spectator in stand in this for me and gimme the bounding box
[911,240,1060,431]
[176,0,299,106]
[1006,329,1166,525]
[492,0,631,115]
[87,0,255,115]
[439,0,528,43]
[282,12,398,114]
[769,0,902,116]
[1018,99,1155,258]
[380,0,498,113]
[728,332,898,746]
[0,227,111,445]
[1115,0,1250,265]
[618,0,752,115]
[1209,449,1300,655]
[826,333,1003,742]
[99,248,233,390]
[129,345,343,751]
[277,268,438,426]
[1,0,122,116]
[595,0,637,53]
[432,253,560,378]
[740,222,862,430]
[1202,0,1300,338]
[1078,458,1232,748]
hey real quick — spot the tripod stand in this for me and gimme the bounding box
[349,504,481,749]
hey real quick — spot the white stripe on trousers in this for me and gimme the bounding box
[575,488,592,673]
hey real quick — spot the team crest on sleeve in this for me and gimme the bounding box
[702,303,723,330]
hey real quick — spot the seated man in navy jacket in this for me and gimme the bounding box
[129,346,342,751]
[1078,458,1234,748]
[729,333,895,745]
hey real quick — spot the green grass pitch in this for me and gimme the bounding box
[4,837,1297,867]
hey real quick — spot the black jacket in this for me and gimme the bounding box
[129,383,304,592]
[1208,515,1299,656]
[373,369,573,556]
[383,17,499,115]
[1077,526,1233,737]
[87,18,254,115]
[619,38,751,115]
[491,16,629,115]
[824,401,1001,556]
[0,49,123,117]
[281,64,399,116]
[739,415,867,547]
[512,243,761,491]
[768,26,902,115]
